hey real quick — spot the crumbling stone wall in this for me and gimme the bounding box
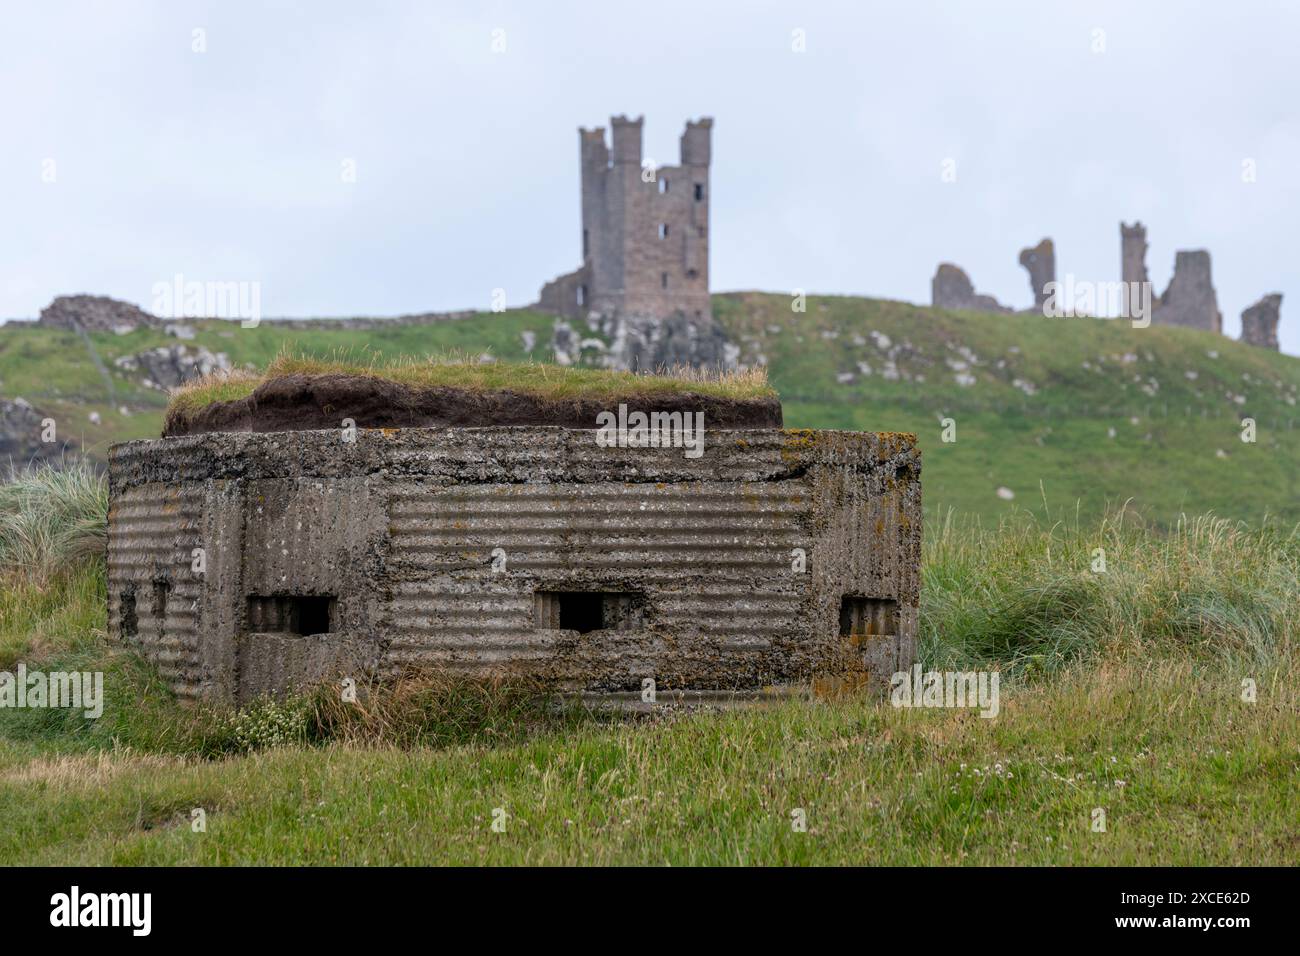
[1157,250,1222,333]
[1119,223,1222,333]
[107,426,921,705]
[1120,222,1149,289]
[931,263,1009,313]
[1240,293,1282,350]
[1018,238,1055,310]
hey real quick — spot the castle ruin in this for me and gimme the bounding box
[533,116,734,371]
[1240,293,1282,350]
[1018,238,1056,310]
[539,115,712,323]
[1120,222,1222,333]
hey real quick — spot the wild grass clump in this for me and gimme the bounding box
[167,346,774,421]
[921,502,1299,680]
[0,461,107,580]
[306,671,587,749]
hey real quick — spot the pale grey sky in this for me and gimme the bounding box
[2,0,1297,352]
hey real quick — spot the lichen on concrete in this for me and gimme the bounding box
[108,425,921,705]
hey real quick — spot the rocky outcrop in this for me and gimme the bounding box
[597,311,736,371]
[551,311,737,372]
[39,295,160,333]
[1018,238,1055,310]
[1157,251,1222,333]
[931,263,1009,313]
[0,398,76,468]
[114,346,231,390]
[1240,294,1282,350]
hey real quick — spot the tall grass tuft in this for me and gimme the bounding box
[921,503,1299,680]
[0,461,108,580]
[307,671,584,750]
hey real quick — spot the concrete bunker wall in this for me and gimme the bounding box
[108,427,920,704]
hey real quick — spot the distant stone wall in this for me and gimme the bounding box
[39,295,160,333]
[537,267,589,320]
[1240,293,1282,350]
[931,263,1009,313]
[1119,224,1223,333]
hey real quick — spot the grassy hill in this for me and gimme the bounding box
[4,292,1297,524]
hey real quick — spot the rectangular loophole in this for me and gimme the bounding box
[535,591,641,633]
[839,596,898,640]
[120,588,138,638]
[152,580,171,621]
[247,594,336,636]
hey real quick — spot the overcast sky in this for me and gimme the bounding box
[2,0,1297,353]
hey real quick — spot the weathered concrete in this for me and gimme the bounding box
[1240,293,1282,350]
[107,426,921,705]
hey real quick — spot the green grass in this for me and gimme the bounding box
[0,466,1294,864]
[4,293,1298,523]
[0,650,1294,865]
[165,348,773,423]
[715,292,1300,525]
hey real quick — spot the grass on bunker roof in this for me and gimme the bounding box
[166,349,775,420]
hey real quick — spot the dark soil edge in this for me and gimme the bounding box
[163,373,783,436]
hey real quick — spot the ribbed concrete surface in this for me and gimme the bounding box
[108,427,921,703]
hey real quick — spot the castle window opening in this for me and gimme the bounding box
[659,177,668,194]
[658,223,669,239]
[661,272,669,289]
[694,183,703,201]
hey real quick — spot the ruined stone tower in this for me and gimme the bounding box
[1119,221,1222,333]
[539,115,712,323]
[1241,294,1282,350]
[1120,222,1150,289]
[1018,238,1055,310]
